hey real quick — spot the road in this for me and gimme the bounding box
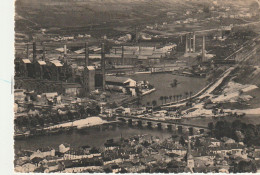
[160,35,260,109]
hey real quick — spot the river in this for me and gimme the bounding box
[14,125,173,152]
[128,73,207,105]
[15,115,260,153]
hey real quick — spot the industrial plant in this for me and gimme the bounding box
[12,0,260,173]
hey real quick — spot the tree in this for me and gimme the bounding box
[169,95,172,102]
[208,122,214,136]
[194,137,201,147]
[185,92,189,99]
[160,96,164,104]
[179,136,186,146]
[173,95,176,101]
[234,161,257,173]
[164,96,168,104]
[146,102,150,107]
[152,100,157,107]
[136,96,142,107]
[189,91,193,99]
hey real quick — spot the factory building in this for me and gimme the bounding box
[183,33,215,62]
[105,76,137,96]
[106,44,176,66]
[86,66,95,91]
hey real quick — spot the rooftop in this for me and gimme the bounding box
[106,76,134,84]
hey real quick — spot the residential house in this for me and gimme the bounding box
[30,148,55,160]
[59,144,70,153]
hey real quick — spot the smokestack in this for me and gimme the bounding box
[193,32,196,53]
[202,35,205,62]
[121,46,124,65]
[27,43,29,59]
[85,42,89,67]
[64,44,67,55]
[84,42,89,96]
[185,34,188,53]
[42,43,45,61]
[189,33,192,53]
[101,43,106,91]
[33,42,36,63]
[135,27,138,43]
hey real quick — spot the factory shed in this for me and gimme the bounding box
[20,58,34,77]
[35,60,47,79]
[106,76,137,96]
[50,60,63,67]
[86,66,95,91]
[37,61,46,65]
[22,59,31,64]
[62,83,82,96]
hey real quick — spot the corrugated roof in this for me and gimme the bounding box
[140,50,154,56]
[74,48,85,54]
[50,60,63,67]
[22,59,31,64]
[148,54,163,59]
[124,54,138,59]
[38,60,46,65]
[106,76,133,84]
[89,54,101,59]
[105,54,121,58]
[138,55,148,60]
[55,47,65,53]
[87,66,95,70]
[43,92,58,98]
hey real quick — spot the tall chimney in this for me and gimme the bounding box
[27,43,29,59]
[121,46,124,65]
[185,34,188,53]
[135,27,138,43]
[84,42,89,96]
[101,43,106,91]
[42,43,45,61]
[85,42,89,67]
[202,35,206,62]
[189,33,192,53]
[64,44,67,55]
[33,42,36,63]
[193,32,196,53]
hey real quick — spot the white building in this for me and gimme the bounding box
[106,76,137,96]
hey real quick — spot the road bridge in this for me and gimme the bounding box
[116,115,208,135]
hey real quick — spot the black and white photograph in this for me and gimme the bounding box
[11,0,260,173]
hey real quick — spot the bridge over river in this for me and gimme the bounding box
[116,115,209,135]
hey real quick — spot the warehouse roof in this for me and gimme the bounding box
[87,66,95,70]
[106,76,134,84]
[50,60,63,67]
[22,59,31,64]
[38,60,46,65]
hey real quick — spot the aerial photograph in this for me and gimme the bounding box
[13,0,260,173]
